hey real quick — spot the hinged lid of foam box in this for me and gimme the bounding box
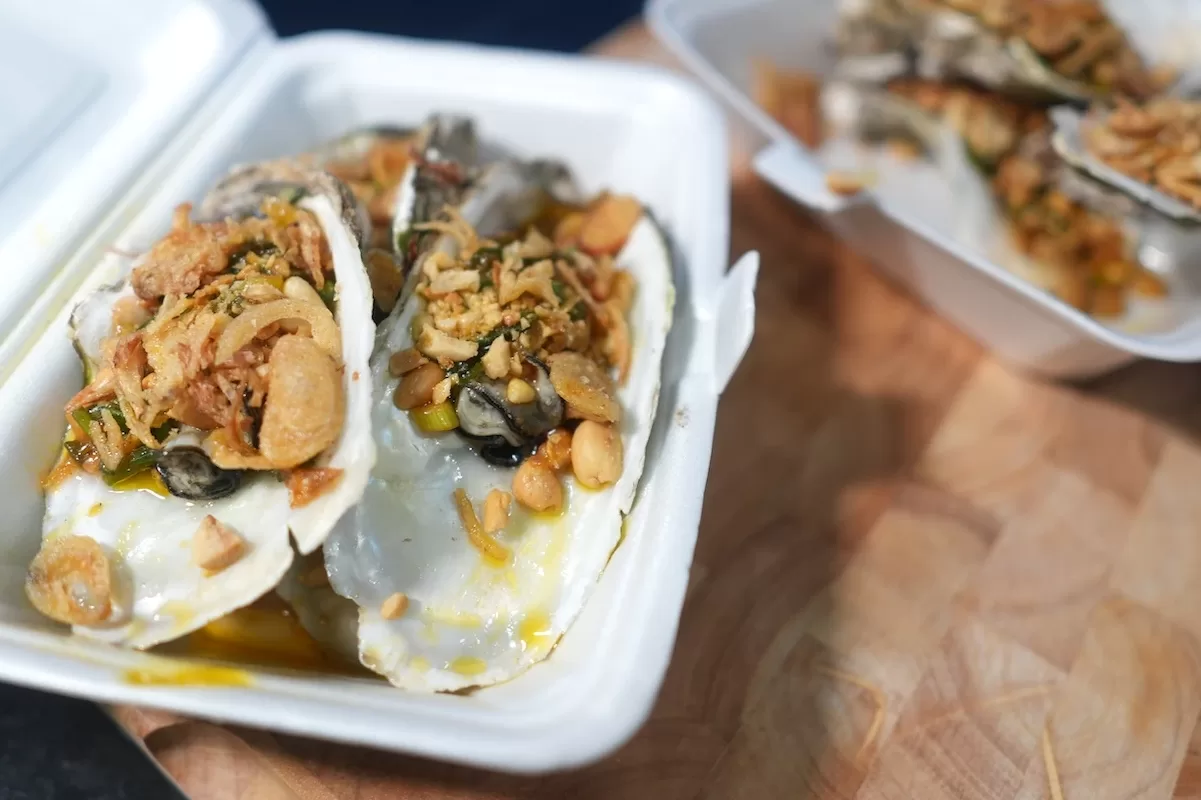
[0,0,267,351]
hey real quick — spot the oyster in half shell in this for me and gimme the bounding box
[911,0,1160,103]
[1051,102,1201,224]
[320,156,673,692]
[31,163,376,648]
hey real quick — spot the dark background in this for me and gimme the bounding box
[1,1,641,797]
[263,0,641,52]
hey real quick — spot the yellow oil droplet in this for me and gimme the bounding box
[111,470,168,496]
[410,656,430,672]
[503,569,519,589]
[449,656,487,676]
[124,663,252,687]
[87,503,104,517]
[518,611,553,653]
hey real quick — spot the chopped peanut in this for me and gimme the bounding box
[283,275,324,307]
[513,459,563,512]
[381,592,409,620]
[498,259,557,306]
[394,362,444,410]
[825,171,867,196]
[482,489,512,534]
[519,229,555,259]
[481,337,511,380]
[571,421,623,489]
[506,378,536,404]
[431,377,453,405]
[388,348,426,377]
[538,429,573,471]
[418,325,478,362]
[192,515,247,573]
[429,269,481,296]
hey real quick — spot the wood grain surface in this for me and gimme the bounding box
[111,22,1201,800]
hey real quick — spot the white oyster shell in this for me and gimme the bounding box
[40,175,377,648]
[322,213,674,692]
[1051,105,1201,225]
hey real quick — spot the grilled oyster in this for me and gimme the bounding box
[320,152,673,692]
[33,162,376,648]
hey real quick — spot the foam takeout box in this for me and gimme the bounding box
[0,0,758,773]
[648,0,1201,380]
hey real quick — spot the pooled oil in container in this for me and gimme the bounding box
[124,663,252,688]
[148,592,371,679]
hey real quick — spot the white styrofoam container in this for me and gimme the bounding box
[0,0,758,773]
[647,0,1201,379]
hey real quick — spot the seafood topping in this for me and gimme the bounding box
[156,446,243,501]
[937,0,1161,99]
[322,128,416,247]
[456,357,564,466]
[389,193,640,502]
[1084,98,1201,211]
[885,78,1046,169]
[993,129,1166,316]
[59,197,345,488]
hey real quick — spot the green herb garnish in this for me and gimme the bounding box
[100,445,161,487]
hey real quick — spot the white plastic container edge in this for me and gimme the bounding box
[646,0,1201,379]
[0,0,759,773]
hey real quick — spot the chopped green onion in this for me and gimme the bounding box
[64,440,95,468]
[410,402,459,433]
[71,408,94,436]
[568,302,588,322]
[74,401,129,436]
[101,445,161,487]
[151,419,179,442]
[317,278,337,309]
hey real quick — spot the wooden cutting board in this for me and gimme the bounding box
[112,22,1201,800]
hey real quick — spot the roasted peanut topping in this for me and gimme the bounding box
[386,199,640,503]
[192,516,247,573]
[1086,99,1201,209]
[381,592,409,620]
